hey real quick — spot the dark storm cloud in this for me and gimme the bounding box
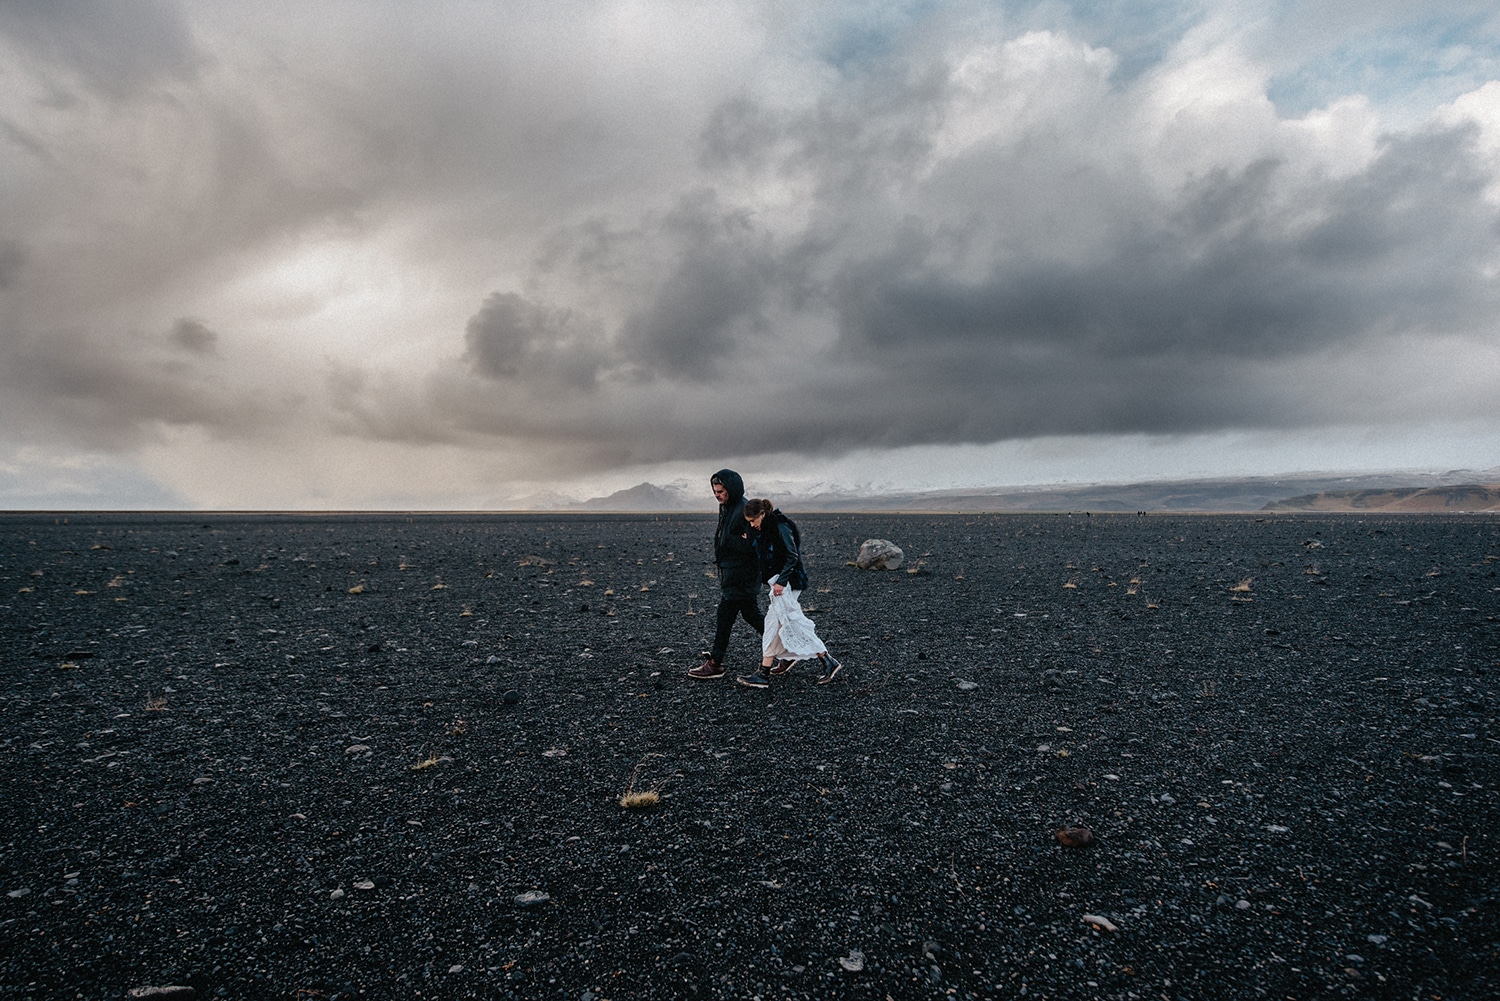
[814,126,1500,442]
[839,126,1498,368]
[466,191,799,388]
[444,106,1500,467]
[5,1,1500,501]
[0,325,282,448]
[0,0,202,100]
[465,292,609,389]
[616,192,786,378]
[0,240,26,289]
[168,318,218,355]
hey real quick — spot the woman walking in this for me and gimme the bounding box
[736,498,841,688]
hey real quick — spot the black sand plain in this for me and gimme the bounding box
[2,511,1497,1001]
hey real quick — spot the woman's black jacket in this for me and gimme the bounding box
[754,511,808,591]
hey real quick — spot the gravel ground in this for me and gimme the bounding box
[1,511,1497,1001]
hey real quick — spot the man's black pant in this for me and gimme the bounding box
[711,595,764,664]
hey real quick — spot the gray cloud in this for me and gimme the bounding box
[169,318,218,355]
[0,0,202,100]
[0,239,25,289]
[838,127,1498,369]
[465,292,609,389]
[3,2,1499,502]
[431,82,1500,471]
[615,192,786,379]
[0,324,285,449]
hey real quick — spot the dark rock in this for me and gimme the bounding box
[1056,825,1096,848]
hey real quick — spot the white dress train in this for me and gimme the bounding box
[761,586,828,661]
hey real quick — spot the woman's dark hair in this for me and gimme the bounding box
[743,498,774,519]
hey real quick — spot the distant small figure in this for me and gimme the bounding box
[736,498,841,688]
[687,470,764,680]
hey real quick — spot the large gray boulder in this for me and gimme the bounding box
[856,538,904,570]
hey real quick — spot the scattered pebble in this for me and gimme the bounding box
[1055,826,1096,848]
[1081,913,1118,932]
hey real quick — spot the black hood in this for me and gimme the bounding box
[710,468,744,505]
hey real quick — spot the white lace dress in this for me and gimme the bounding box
[761,585,828,661]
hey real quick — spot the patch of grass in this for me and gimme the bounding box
[620,756,667,810]
[619,789,660,809]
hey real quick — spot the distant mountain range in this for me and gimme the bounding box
[1262,483,1500,513]
[569,482,694,511]
[563,469,1500,513]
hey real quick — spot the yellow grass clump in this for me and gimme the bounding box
[619,757,667,810]
[619,789,660,810]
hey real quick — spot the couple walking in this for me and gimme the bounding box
[687,468,841,688]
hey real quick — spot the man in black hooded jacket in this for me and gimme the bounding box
[688,469,765,679]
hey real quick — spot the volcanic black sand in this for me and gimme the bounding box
[2,512,1497,1001]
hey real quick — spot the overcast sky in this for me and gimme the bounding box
[3,0,1499,509]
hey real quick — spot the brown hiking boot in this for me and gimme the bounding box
[687,655,725,680]
[768,658,797,676]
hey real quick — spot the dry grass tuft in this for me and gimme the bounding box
[620,756,667,810]
[411,753,442,771]
[619,789,660,809]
